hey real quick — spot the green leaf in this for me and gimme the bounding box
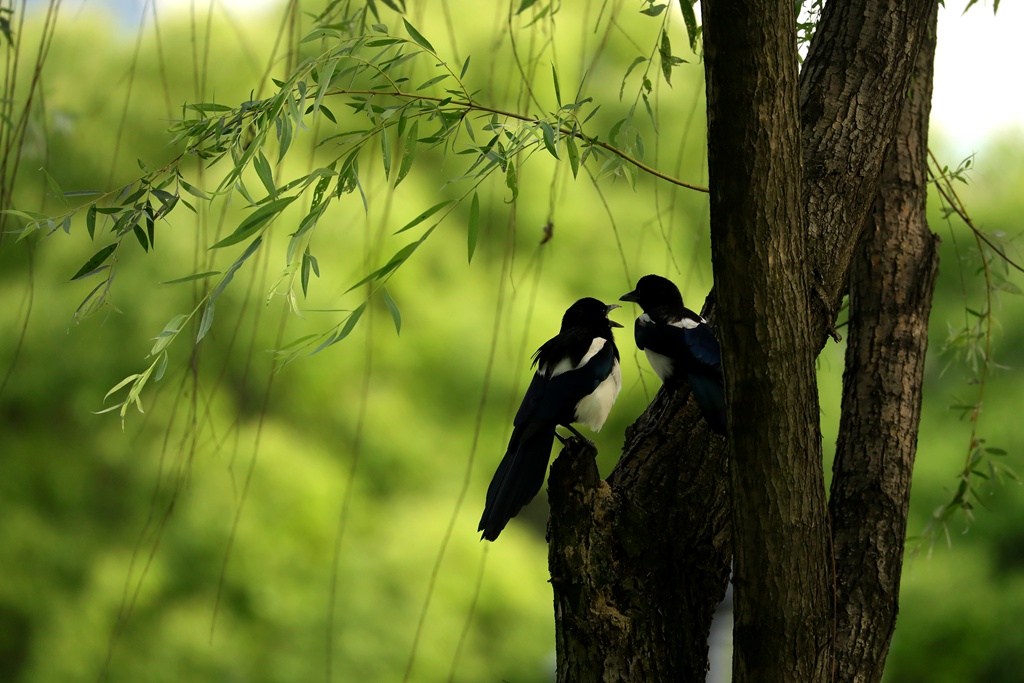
[679,0,699,52]
[71,244,117,280]
[382,287,402,335]
[467,192,480,263]
[160,271,222,285]
[516,0,538,13]
[659,30,674,86]
[460,55,471,79]
[179,177,211,200]
[396,119,419,186]
[539,120,559,159]
[394,200,454,234]
[301,247,315,296]
[211,236,263,301]
[212,196,297,249]
[86,206,97,240]
[197,302,215,342]
[346,232,432,292]
[104,373,141,401]
[150,313,189,355]
[40,167,65,202]
[312,303,367,354]
[551,64,561,104]
[416,75,449,91]
[132,223,149,252]
[381,126,392,180]
[312,58,338,120]
[506,160,518,201]
[620,56,646,100]
[146,203,155,249]
[566,135,580,178]
[640,3,666,16]
[254,150,277,198]
[403,18,435,52]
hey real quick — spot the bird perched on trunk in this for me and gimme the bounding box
[478,297,622,541]
[620,274,726,435]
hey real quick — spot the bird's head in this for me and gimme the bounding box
[619,274,684,311]
[560,297,623,332]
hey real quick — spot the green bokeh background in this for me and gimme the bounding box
[2,2,1023,682]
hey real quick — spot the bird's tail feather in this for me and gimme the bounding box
[689,374,727,435]
[478,423,556,541]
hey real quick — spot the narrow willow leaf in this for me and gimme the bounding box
[416,75,448,91]
[104,374,141,401]
[640,2,666,15]
[133,223,149,252]
[346,238,423,292]
[40,167,64,202]
[254,150,277,198]
[403,18,435,52]
[396,120,419,186]
[212,196,296,249]
[539,120,559,159]
[394,199,454,234]
[149,313,189,355]
[313,58,338,119]
[381,126,392,180]
[154,351,169,382]
[146,203,155,249]
[197,302,215,342]
[680,0,699,52]
[659,30,674,86]
[460,55,471,79]
[71,244,117,280]
[86,206,97,240]
[551,64,562,104]
[467,192,480,263]
[506,160,518,201]
[312,303,367,354]
[301,247,312,296]
[382,287,402,335]
[566,135,580,178]
[620,56,647,100]
[320,104,337,124]
[179,177,210,200]
[278,115,294,163]
[211,236,263,301]
[517,0,538,13]
[160,271,221,285]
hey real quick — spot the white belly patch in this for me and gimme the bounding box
[574,360,622,431]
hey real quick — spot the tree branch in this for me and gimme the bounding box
[829,5,940,680]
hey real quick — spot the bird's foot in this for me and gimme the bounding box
[562,424,596,451]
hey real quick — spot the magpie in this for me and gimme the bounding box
[620,274,727,434]
[478,297,622,541]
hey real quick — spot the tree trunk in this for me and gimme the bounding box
[547,0,940,679]
[829,4,940,682]
[702,0,832,680]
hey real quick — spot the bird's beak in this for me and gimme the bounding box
[605,303,623,327]
[619,290,639,303]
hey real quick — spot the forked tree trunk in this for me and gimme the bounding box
[547,0,940,680]
[829,5,940,681]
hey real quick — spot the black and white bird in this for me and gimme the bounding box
[620,274,726,434]
[478,297,622,541]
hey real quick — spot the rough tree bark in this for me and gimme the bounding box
[702,0,830,680]
[547,0,939,680]
[829,5,940,682]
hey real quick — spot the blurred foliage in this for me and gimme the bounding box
[0,2,1023,683]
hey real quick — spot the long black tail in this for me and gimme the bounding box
[478,422,557,541]
[689,372,727,435]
